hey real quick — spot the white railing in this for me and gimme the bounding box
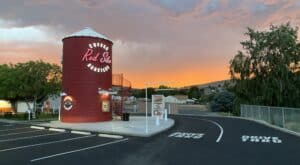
[241,104,300,133]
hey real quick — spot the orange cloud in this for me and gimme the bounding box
[0,41,61,65]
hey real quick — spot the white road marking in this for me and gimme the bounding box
[201,119,224,143]
[0,135,95,153]
[71,130,91,135]
[30,126,45,130]
[183,117,224,143]
[49,128,66,132]
[242,135,282,144]
[0,127,29,132]
[0,130,44,137]
[169,132,205,139]
[0,132,65,142]
[31,138,129,162]
[98,134,123,139]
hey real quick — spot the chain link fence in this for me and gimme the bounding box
[241,104,300,133]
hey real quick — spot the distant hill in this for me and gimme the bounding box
[182,80,230,89]
[131,80,231,90]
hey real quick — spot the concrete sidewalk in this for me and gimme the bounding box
[35,116,175,137]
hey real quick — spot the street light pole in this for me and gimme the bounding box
[145,83,148,133]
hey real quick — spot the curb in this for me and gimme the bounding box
[49,128,66,132]
[143,119,175,137]
[30,126,46,130]
[30,118,175,138]
[98,134,123,139]
[71,130,92,135]
[30,126,124,139]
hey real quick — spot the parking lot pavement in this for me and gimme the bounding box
[0,123,29,130]
[1,115,300,165]
[0,122,14,126]
[0,122,129,165]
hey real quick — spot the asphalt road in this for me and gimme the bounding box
[0,115,300,165]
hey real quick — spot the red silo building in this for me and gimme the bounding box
[61,27,113,122]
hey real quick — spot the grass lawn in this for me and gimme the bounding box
[0,112,58,121]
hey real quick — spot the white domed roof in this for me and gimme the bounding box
[63,27,112,42]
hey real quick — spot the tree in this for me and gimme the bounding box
[0,64,19,101]
[210,91,235,113]
[177,88,188,95]
[156,85,176,96]
[0,61,62,115]
[188,86,200,99]
[158,85,169,89]
[229,23,300,109]
[131,89,144,98]
[146,88,155,99]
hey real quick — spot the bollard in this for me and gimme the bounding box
[164,109,168,121]
[156,116,160,126]
[27,110,31,121]
[58,107,61,121]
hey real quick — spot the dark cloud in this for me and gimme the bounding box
[79,0,101,7]
[149,0,200,16]
[203,0,220,14]
[0,0,180,54]
[250,1,282,15]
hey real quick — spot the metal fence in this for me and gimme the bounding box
[241,104,300,133]
[111,73,132,116]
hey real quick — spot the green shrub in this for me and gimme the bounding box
[0,112,58,120]
[210,91,235,113]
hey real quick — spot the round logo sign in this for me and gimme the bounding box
[63,96,73,111]
[81,42,111,73]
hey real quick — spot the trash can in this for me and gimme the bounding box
[122,113,130,121]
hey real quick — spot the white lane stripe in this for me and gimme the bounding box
[201,119,224,143]
[49,128,66,132]
[0,135,95,153]
[0,127,29,132]
[31,138,129,162]
[71,130,91,135]
[0,130,44,137]
[184,117,224,143]
[30,126,45,130]
[98,134,123,139]
[0,132,65,142]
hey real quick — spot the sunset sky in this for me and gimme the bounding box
[1,0,300,88]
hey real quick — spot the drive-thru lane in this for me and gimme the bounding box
[1,115,300,165]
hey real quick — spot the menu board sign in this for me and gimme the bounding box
[151,95,165,117]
